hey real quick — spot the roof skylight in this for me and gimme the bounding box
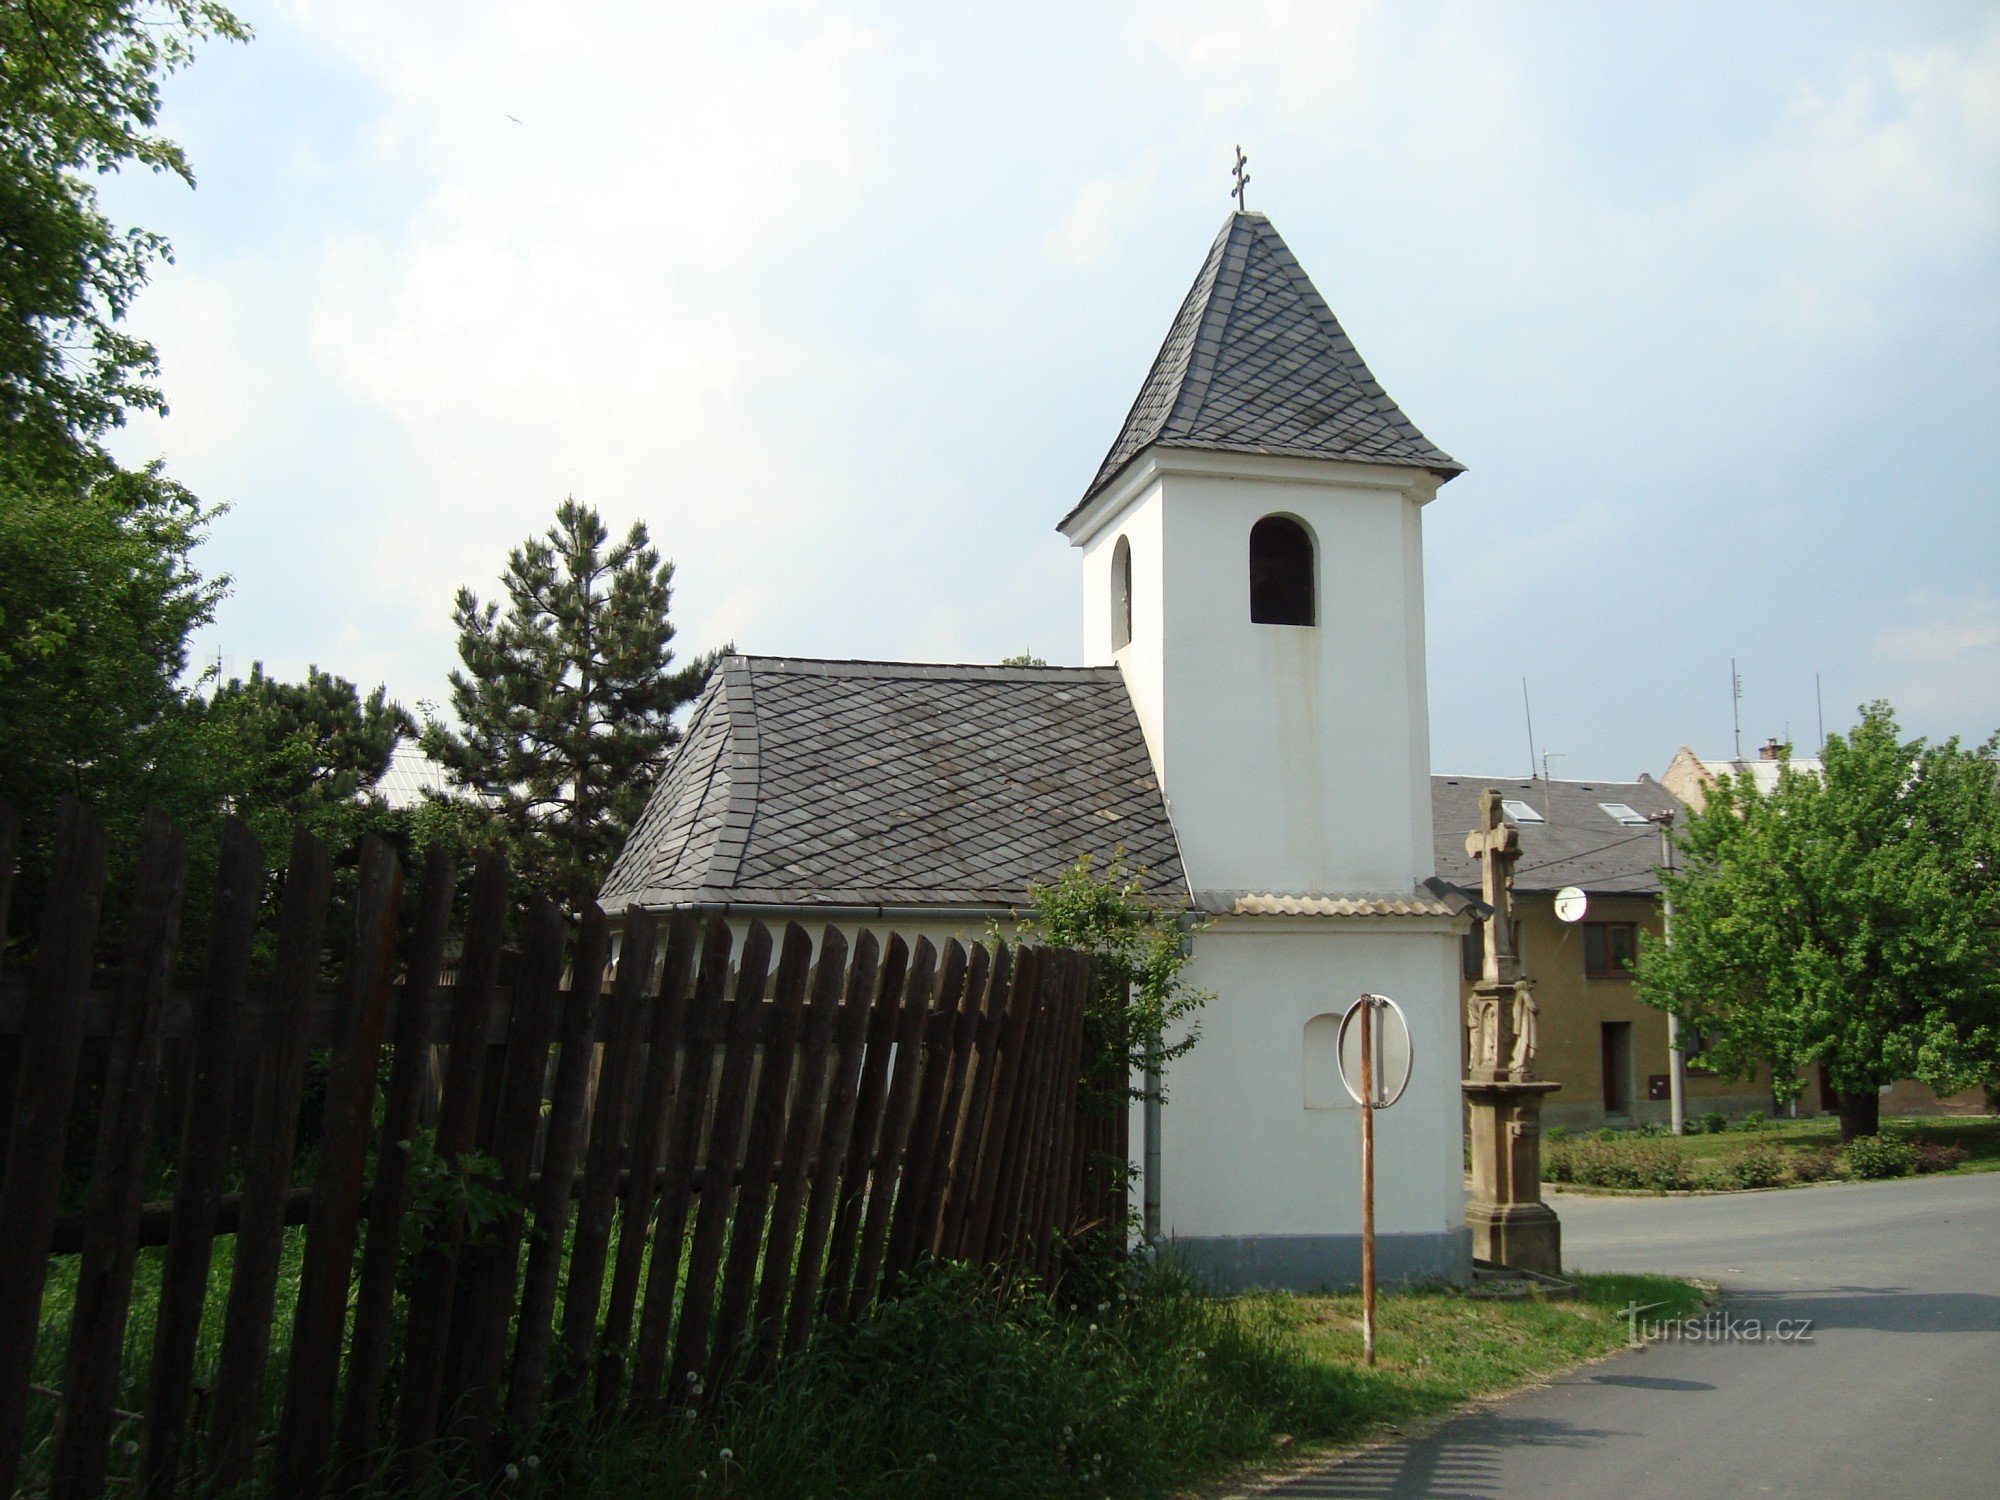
[1599,802,1652,826]
[1500,798,1545,823]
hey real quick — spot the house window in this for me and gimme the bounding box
[1583,921,1637,978]
[1249,515,1315,625]
[1460,919,1524,981]
[1111,534,1132,651]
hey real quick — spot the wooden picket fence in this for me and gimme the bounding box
[0,797,1126,1498]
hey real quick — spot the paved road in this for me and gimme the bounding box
[1265,1172,2000,1498]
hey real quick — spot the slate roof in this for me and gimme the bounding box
[1067,211,1461,523]
[600,656,1189,912]
[1431,775,1685,898]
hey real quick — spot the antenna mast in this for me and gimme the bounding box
[1731,658,1743,761]
[1521,678,1538,781]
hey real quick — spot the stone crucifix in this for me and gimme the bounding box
[1466,788,1524,986]
[1464,788,1539,1078]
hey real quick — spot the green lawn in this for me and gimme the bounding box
[1670,1114,2000,1169]
[1543,1114,2000,1193]
[1276,1272,1706,1441]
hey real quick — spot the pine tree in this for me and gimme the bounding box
[422,499,719,910]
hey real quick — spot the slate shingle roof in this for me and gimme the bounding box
[1067,212,1461,523]
[1431,775,1685,898]
[600,656,1188,911]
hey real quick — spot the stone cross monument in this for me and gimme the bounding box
[1462,789,1562,1275]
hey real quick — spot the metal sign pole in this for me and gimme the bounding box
[1360,995,1376,1367]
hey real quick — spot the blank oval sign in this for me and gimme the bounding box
[1336,994,1413,1109]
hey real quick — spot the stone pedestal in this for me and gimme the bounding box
[1463,1078,1561,1275]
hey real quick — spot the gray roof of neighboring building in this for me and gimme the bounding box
[1067,211,1462,522]
[600,655,1188,912]
[1431,774,1685,898]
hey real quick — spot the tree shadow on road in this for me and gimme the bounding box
[1262,1412,1635,1498]
[1734,1286,2000,1333]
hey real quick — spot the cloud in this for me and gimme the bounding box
[1870,592,2000,727]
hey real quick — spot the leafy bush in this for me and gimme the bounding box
[1912,1142,1969,1174]
[1696,1111,1730,1136]
[1544,1137,1693,1191]
[1712,1143,1788,1190]
[1790,1147,1846,1183]
[1545,1126,1570,1143]
[1844,1135,1917,1179]
[1735,1111,1767,1131]
[1018,856,1211,1104]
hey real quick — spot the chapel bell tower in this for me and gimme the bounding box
[1058,211,1462,905]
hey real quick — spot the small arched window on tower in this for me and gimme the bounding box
[1249,515,1316,626]
[1111,534,1133,651]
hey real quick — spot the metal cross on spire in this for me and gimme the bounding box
[1231,145,1251,211]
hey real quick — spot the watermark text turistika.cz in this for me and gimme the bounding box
[1620,1302,1814,1347]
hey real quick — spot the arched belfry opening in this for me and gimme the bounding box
[1111,534,1133,651]
[1249,515,1315,626]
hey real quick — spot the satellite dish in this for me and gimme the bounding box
[1554,886,1588,923]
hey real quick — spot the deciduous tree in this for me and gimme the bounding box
[0,0,248,480]
[1638,704,2000,1138]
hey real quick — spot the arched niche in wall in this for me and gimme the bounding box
[1302,1011,1347,1110]
[1111,533,1133,651]
[1249,514,1316,626]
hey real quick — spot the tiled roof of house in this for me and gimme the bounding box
[1431,775,1685,897]
[1067,211,1461,522]
[600,656,1188,912]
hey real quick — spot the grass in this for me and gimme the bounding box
[21,1225,1704,1500]
[387,1261,1705,1500]
[1544,1114,2000,1193]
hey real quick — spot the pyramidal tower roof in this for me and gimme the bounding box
[1068,211,1462,522]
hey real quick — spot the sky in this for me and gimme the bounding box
[103,0,2000,781]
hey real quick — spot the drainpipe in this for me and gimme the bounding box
[1143,916,1197,1248]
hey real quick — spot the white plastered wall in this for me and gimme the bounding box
[1140,916,1466,1249]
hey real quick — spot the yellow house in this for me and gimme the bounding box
[1432,774,1773,1130]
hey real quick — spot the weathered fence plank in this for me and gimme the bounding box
[272,836,403,1498]
[138,817,264,1500]
[332,846,456,1487]
[449,894,566,1466]
[848,938,940,1318]
[884,940,974,1288]
[706,922,812,1390]
[396,850,509,1454]
[963,947,1040,1262]
[551,908,659,1412]
[668,920,774,1399]
[506,901,612,1436]
[784,931,880,1355]
[939,944,1012,1259]
[48,810,188,1500]
[593,912,698,1417]
[819,935,910,1323]
[0,798,111,1500]
[201,826,336,1491]
[751,926,848,1370]
[628,917,733,1409]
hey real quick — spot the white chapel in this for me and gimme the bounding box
[603,209,1471,1290]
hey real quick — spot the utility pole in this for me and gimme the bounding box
[1650,808,1686,1135]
